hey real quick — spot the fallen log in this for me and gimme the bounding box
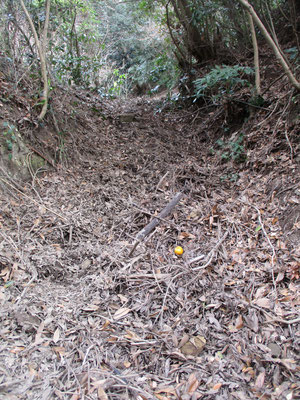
[128,191,184,257]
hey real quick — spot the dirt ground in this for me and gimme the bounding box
[0,81,299,399]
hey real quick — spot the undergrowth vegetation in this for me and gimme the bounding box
[0,0,299,107]
[193,65,254,103]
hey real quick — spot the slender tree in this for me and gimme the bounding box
[237,0,300,91]
[248,12,261,96]
[19,0,51,120]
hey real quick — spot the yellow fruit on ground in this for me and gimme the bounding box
[174,246,184,256]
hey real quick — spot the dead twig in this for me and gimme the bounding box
[239,198,277,298]
[251,303,300,325]
[129,191,184,257]
[190,231,229,270]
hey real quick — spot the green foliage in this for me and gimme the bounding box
[1,122,17,154]
[0,0,291,100]
[194,65,254,102]
[108,69,128,96]
[212,134,246,163]
[220,172,239,182]
[128,50,179,92]
[94,0,178,95]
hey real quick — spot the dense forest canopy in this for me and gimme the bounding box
[0,0,299,115]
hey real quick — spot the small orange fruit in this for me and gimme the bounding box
[174,246,184,256]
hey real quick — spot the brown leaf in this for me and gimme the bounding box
[113,307,131,320]
[276,272,285,283]
[70,390,80,400]
[178,231,196,240]
[178,334,189,348]
[97,386,108,400]
[247,311,259,332]
[33,217,41,226]
[53,328,60,343]
[118,294,128,303]
[188,373,199,394]
[279,359,297,371]
[0,267,11,282]
[100,320,111,330]
[181,335,206,356]
[123,361,131,368]
[212,383,222,391]
[181,341,199,356]
[254,297,271,309]
[10,346,25,353]
[255,370,265,389]
[155,386,176,396]
[53,346,66,357]
[235,315,244,329]
[192,335,206,351]
[125,330,143,341]
[228,324,238,333]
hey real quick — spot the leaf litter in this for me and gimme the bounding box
[0,87,299,399]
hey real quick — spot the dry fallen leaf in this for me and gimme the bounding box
[178,231,196,240]
[228,324,238,333]
[235,314,244,329]
[125,330,143,341]
[123,361,131,368]
[212,383,222,391]
[100,320,111,330]
[97,386,108,400]
[113,307,131,320]
[253,297,271,308]
[255,370,265,389]
[118,294,128,303]
[53,327,60,343]
[10,346,25,353]
[178,334,189,348]
[53,346,66,357]
[180,335,206,356]
[187,372,199,394]
[155,386,176,395]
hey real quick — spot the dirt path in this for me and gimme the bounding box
[0,96,299,399]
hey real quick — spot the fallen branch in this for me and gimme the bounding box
[190,231,228,270]
[128,191,184,257]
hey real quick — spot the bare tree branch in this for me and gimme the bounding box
[237,0,300,91]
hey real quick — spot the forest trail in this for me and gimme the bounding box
[0,92,299,399]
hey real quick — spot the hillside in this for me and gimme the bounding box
[0,47,300,399]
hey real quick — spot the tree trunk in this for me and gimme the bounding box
[170,0,215,63]
[19,0,51,120]
[248,12,261,96]
[237,0,300,91]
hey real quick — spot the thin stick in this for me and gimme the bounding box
[190,232,228,270]
[239,199,277,298]
[129,191,184,257]
[156,171,169,191]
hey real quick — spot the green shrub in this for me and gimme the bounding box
[214,134,246,163]
[194,65,254,102]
